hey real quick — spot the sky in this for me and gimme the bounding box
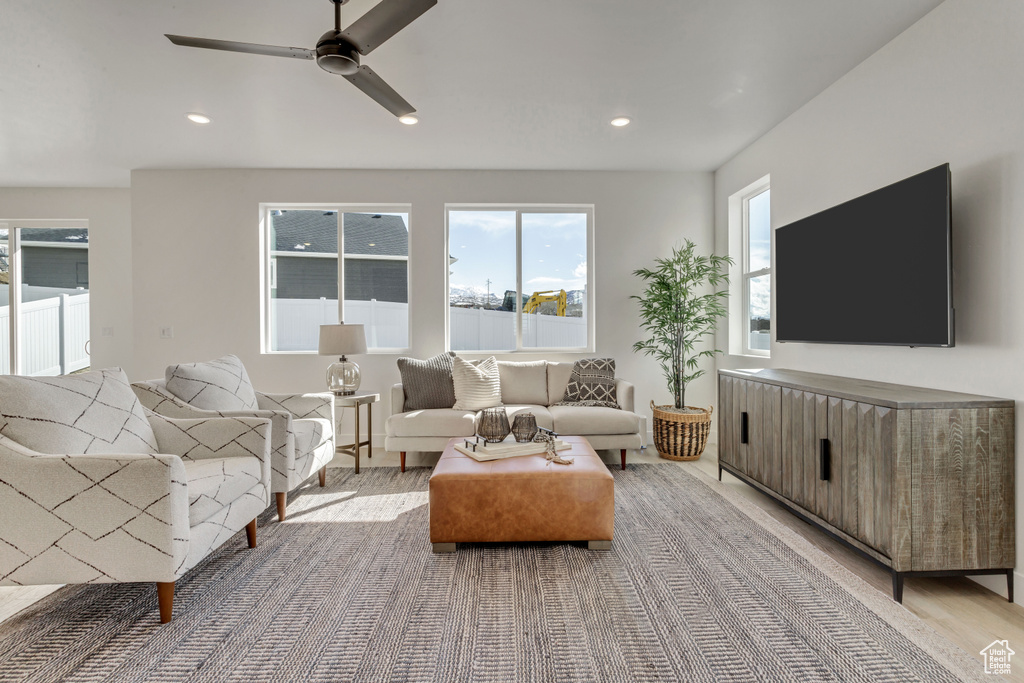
[748,189,771,320]
[448,211,588,299]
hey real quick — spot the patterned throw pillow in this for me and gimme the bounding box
[0,367,159,454]
[452,356,502,411]
[165,354,259,411]
[557,358,619,409]
[397,353,456,410]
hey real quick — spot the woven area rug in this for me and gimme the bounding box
[0,464,989,682]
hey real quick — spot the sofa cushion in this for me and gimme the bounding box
[397,353,456,410]
[452,356,502,411]
[549,405,641,436]
[546,362,575,406]
[184,456,263,526]
[165,355,259,412]
[386,409,478,438]
[557,358,618,409]
[0,368,159,455]
[497,361,548,406]
[499,405,554,432]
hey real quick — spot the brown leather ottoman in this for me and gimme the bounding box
[429,435,614,552]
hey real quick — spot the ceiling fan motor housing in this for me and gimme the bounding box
[316,31,360,75]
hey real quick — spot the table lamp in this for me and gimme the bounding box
[318,323,367,395]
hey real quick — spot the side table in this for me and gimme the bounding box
[334,393,379,474]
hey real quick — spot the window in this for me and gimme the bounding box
[262,205,410,352]
[0,220,90,375]
[446,206,593,352]
[728,177,771,356]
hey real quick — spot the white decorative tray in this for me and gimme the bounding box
[454,437,571,462]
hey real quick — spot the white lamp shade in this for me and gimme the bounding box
[318,324,367,356]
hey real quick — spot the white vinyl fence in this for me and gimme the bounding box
[271,298,587,351]
[450,306,587,350]
[0,292,90,375]
[271,299,410,351]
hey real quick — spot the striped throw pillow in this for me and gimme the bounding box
[452,356,503,411]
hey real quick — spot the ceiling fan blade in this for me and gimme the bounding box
[165,34,314,60]
[341,0,437,55]
[342,65,415,117]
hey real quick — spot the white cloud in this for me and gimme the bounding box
[573,261,587,278]
[449,211,515,234]
[526,276,584,289]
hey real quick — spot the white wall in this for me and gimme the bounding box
[714,0,1024,599]
[130,169,713,446]
[0,188,133,372]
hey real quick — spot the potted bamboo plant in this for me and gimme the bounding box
[632,240,732,460]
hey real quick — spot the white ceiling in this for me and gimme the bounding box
[2,0,944,187]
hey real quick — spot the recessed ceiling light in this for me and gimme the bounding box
[186,112,211,125]
[610,117,631,127]
[398,115,418,125]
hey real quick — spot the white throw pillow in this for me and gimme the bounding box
[0,367,158,455]
[452,356,502,411]
[165,354,259,411]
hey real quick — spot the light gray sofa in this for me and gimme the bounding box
[385,360,645,471]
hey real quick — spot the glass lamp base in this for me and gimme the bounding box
[327,357,360,395]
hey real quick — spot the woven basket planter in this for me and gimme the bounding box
[651,401,712,461]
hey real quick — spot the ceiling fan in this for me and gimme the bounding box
[166,0,436,117]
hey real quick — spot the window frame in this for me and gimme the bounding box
[444,204,596,354]
[259,203,412,355]
[0,218,90,374]
[727,177,771,357]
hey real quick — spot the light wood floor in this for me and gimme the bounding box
[3,444,1022,680]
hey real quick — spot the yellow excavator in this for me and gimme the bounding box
[501,289,568,316]
[523,290,567,316]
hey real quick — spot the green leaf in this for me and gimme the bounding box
[631,240,733,403]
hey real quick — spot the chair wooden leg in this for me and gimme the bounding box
[319,465,326,487]
[157,581,175,624]
[245,518,257,548]
[400,451,406,473]
[276,491,287,521]
[621,449,627,470]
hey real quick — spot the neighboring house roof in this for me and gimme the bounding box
[271,210,407,257]
[17,228,89,244]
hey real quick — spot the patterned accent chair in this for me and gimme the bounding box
[0,368,271,623]
[132,355,335,521]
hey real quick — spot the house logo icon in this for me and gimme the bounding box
[980,640,1014,675]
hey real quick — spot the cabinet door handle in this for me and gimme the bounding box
[740,412,749,444]
[819,438,831,481]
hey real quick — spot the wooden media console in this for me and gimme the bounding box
[718,368,1015,602]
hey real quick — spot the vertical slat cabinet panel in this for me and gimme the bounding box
[767,384,783,493]
[749,381,764,483]
[891,411,914,572]
[811,394,828,519]
[841,400,860,538]
[736,379,748,475]
[872,406,895,557]
[718,375,736,470]
[753,382,761,483]
[961,406,988,570]
[801,391,818,515]
[912,409,965,571]
[856,403,877,548]
[781,387,794,501]
[826,397,844,528]
[988,407,1016,570]
[788,389,806,507]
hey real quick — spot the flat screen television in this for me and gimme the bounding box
[775,163,954,347]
